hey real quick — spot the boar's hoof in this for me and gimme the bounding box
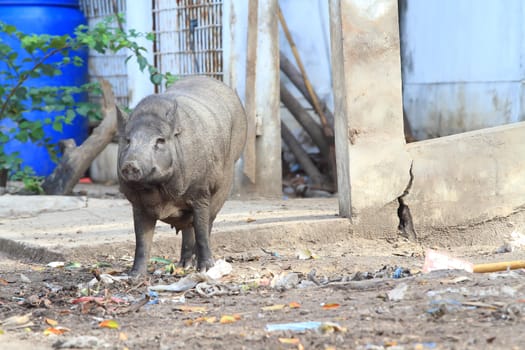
[129,261,148,276]
[129,268,145,277]
[178,255,196,269]
[197,257,215,272]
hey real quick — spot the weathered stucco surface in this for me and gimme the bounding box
[330,0,411,226]
[406,122,525,229]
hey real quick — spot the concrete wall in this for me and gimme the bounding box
[406,122,525,230]
[330,0,525,244]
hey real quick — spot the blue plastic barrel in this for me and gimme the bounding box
[0,0,88,176]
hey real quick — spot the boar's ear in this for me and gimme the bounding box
[165,103,182,136]
[116,106,129,135]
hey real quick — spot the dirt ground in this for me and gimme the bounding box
[2,238,525,349]
[1,188,525,349]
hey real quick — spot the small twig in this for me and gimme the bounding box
[111,0,125,32]
[320,276,413,291]
[261,248,278,256]
[114,294,150,314]
[125,279,149,293]
[307,269,321,286]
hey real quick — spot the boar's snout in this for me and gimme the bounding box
[120,160,143,182]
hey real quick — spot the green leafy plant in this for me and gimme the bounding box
[10,168,44,194]
[0,14,176,191]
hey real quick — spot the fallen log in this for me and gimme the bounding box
[42,79,120,195]
[279,49,337,189]
[280,51,334,128]
[281,121,325,186]
[280,82,330,160]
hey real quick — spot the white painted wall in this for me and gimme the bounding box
[80,0,128,107]
[223,0,333,160]
[126,1,154,107]
[224,0,332,111]
[278,0,333,155]
[279,0,333,111]
[399,0,525,140]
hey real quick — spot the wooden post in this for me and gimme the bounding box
[223,0,281,197]
[242,0,259,184]
[230,0,281,197]
[252,0,281,197]
[329,0,352,217]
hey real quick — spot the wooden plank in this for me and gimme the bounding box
[242,0,258,184]
[253,0,281,196]
[328,0,351,216]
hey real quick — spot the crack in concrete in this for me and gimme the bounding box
[397,161,417,241]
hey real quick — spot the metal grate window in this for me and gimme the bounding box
[79,0,128,107]
[152,0,223,90]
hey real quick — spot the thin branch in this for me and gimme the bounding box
[0,45,70,118]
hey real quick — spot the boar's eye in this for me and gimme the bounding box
[155,138,166,147]
[125,138,130,145]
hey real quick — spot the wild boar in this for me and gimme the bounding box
[117,76,247,275]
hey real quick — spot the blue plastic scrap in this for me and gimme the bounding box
[147,290,159,305]
[392,267,404,278]
[265,321,322,332]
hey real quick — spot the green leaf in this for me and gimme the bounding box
[7,51,18,61]
[18,120,31,130]
[0,133,9,144]
[76,103,92,117]
[65,262,82,270]
[65,109,76,123]
[165,72,177,88]
[52,118,64,132]
[150,257,173,265]
[15,130,29,142]
[49,35,68,49]
[14,86,27,99]
[40,64,57,77]
[146,32,155,41]
[61,94,75,106]
[30,122,45,140]
[150,73,162,85]
[73,56,84,67]
[136,55,148,71]
[2,23,17,35]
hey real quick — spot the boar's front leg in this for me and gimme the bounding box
[192,200,215,271]
[130,208,157,275]
[179,227,196,268]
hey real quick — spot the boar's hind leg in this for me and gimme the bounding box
[179,227,196,268]
[193,203,215,271]
[130,209,157,275]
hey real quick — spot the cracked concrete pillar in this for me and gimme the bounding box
[329,0,412,237]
